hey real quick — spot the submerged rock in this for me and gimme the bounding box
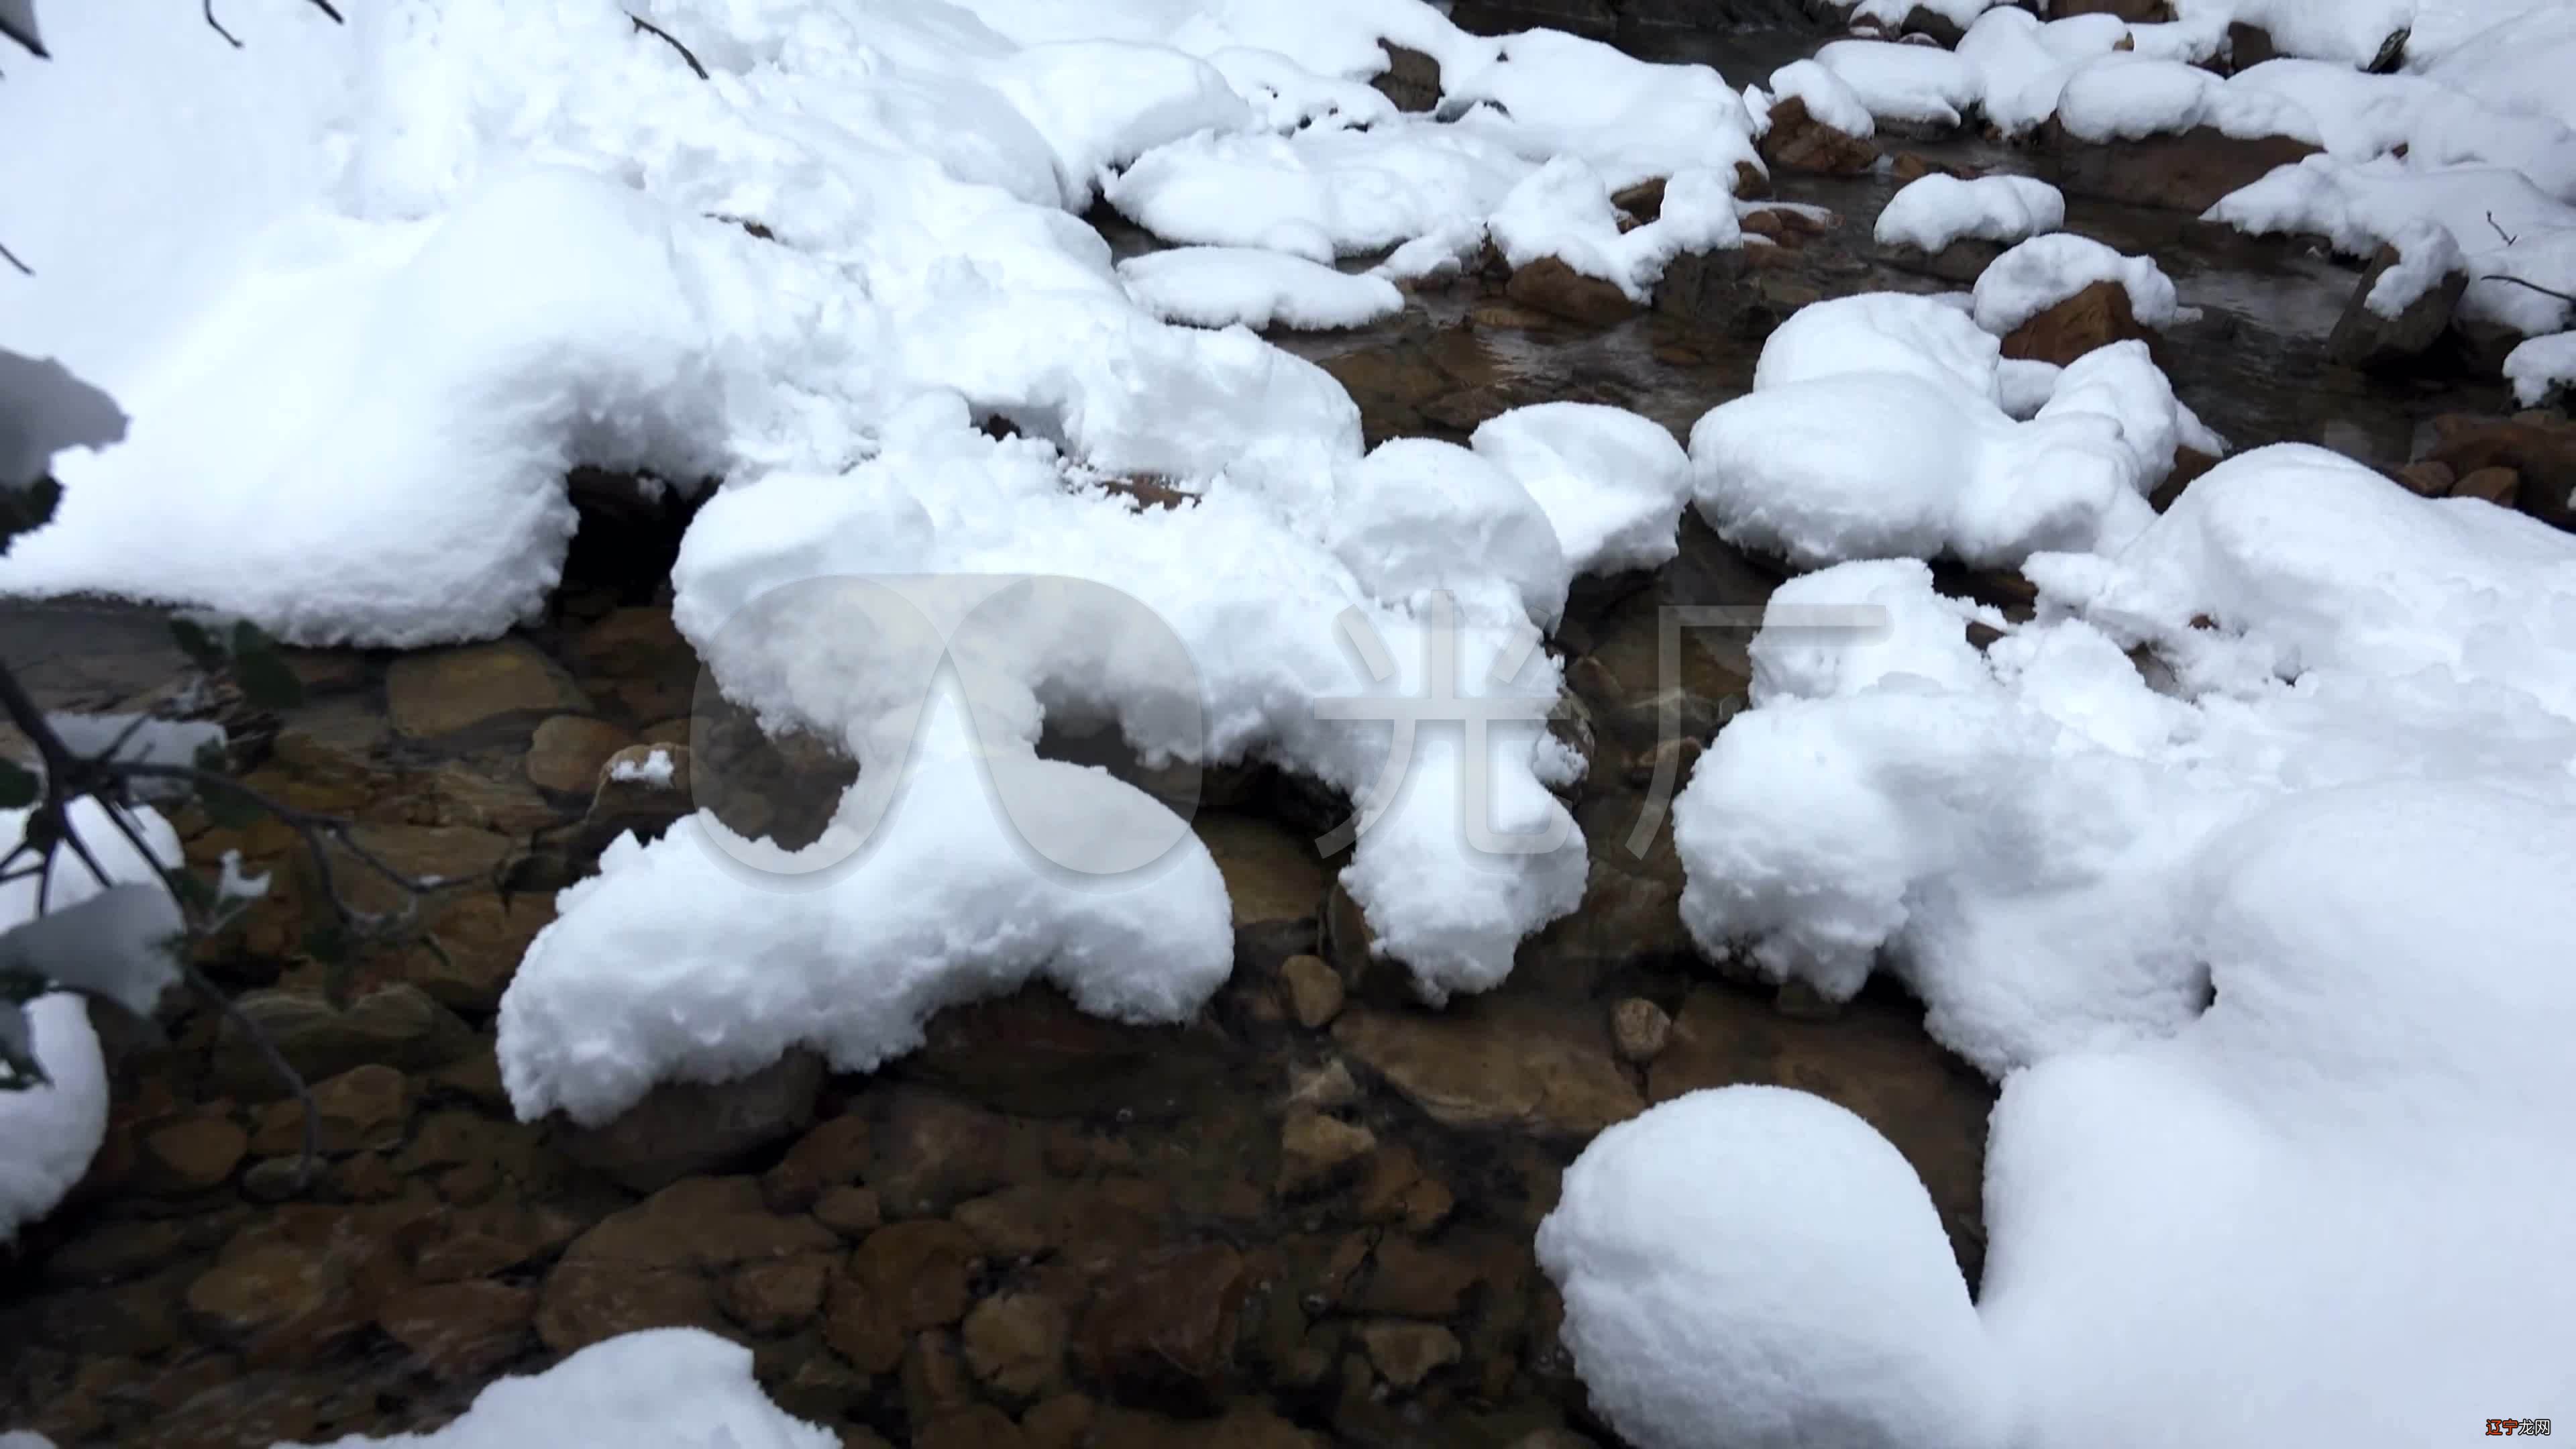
[2327,241,2468,370]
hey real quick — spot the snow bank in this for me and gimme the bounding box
[1536,1085,2011,1449]
[1767,59,1877,140]
[2171,0,2416,68]
[1814,40,1985,129]
[2505,330,2576,405]
[1468,403,1693,576]
[2053,54,2322,144]
[1441,30,1766,197]
[1875,174,2066,254]
[1117,247,1404,331]
[1675,444,2576,1073]
[2228,58,2576,193]
[1969,233,2186,335]
[302,1328,836,1447]
[0,800,182,1241]
[2411,0,2576,136]
[1689,292,2202,570]
[1982,780,2576,1447]
[1487,160,1741,302]
[1107,122,1532,263]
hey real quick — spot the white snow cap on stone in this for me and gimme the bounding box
[1970,233,2188,335]
[1118,246,1405,331]
[1875,174,2066,254]
[1766,58,1877,138]
[1537,1085,2012,1449]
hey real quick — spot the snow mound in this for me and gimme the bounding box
[1107,121,1532,263]
[300,1328,837,1447]
[1487,159,1741,302]
[1675,444,2576,1074]
[1767,59,1877,139]
[1118,246,1404,331]
[1536,1085,2012,1449]
[1468,403,1693,577]
[2505,330,2576,405]
[1982,780,2576,1446]
[1689,292,2194,570]
[2054,54,2322,144]
[1814,39,1984,129]
[1970,233,2187,335]
[1875,174,2066,254]
[2171,0,2416,68]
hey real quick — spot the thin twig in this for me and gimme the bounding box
[2487,211,2518,248]
[202,0,244,48]
[0,242,29,278]
[628,13,710,80]
[2477,274,2576,307]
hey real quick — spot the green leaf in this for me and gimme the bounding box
[0,758,37,809]
[168,617,226,673]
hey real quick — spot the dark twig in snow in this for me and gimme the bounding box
[2487,211,2518,248]
[0,241,28,277]
[629,13,711,81]
[201,0,244,48]
[2477,274,2576,307]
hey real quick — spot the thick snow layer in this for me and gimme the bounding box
[1766,59,1876,140]
[1487,159,1741,301]
[1874,174,2066,254]
[1117,246,1404,331]
[1107,121,1533,263]
[1689,292,2206,570]
[2361,218,2463,318]
[1468,404,1694,576]
[2053,54,2322,144]
[2211,154,2576,335]
[302,1328,836,1447]
[2229,58,2576,195]
[1536,1085,2012,1449]
[1970,233,2186,335]
[2505,330,2576,405]
[1852,0,2006,30]
[0,799,182,1242]
[1676,444,2576,1073]
[1814,40,1984,129]
[2411,0,2576,136]
[1440,30,1766,197]
[1982,781,2576,1447]
[2171,0,2415,67]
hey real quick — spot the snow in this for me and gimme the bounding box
[300,1328,837,1448]
[1674,443,2576,1075]
[1813,39,1985,130]
[1332,438,1572,630]
[1874,174,2066,254]
[2504,330,2576,405]
[608,748,678,788]
[1851,0,2006,31]
[1468,404,1694,576]
[1108,122,1532,263]
[1766,58,1876,140]
[2053,54,2322,145]
[2170,0,2416,68]
[1970,233,2188,335]
[1118,247,1405,331]
[1688,291,2208,570]
[1487,159,1741,302]
[1536,1085,2012,1449]
[2362,218,2463,319]
[1440,29,1766,197]
[0,799,183,1242]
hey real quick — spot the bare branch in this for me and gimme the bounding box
[2477,273,2576,307]
[2487,211,2518,248]
[202,0,244,49]
[629,13,710,81]
[0,241,29,278]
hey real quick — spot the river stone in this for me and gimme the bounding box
[1756,93,1875,176]
[1191,811,1328,930]
[1999,278,2157,367]
[252,1063,412,1155]
[405,890,553,1014]
[901,983,1216,1120]
[761,1113,873,1212]
[2327,242,2468,369]
[853,1220,983,1332]
[2452,466,2520,506]
[1611,998,1673,1063]
[185,1241,337,1345]
[963,1291,1071,1399]
[211,985,475,1097]
[387,640,589,739]
[1279,954,1344,1029]
[376,1280,533,1380]
[525,714,635,793]
[136,1114,248,1195]
[1332,1001,1644,1138]
[718,1253,833,1335]
[2425,411,2576,530]
[1359,1320,1462,1389]
[1277,1112,1377,1197]
[1079,1244,1249,1410]
[1505,257,1640,328]
[537,1177,833,1352]
[1371,44,1441,112]
[2049,122,2320,213]
[555,1049,823,1193]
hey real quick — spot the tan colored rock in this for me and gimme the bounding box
[376,1280,533,1380]
[2000,279,2155,367]
[1358,1320,1462,1389]
[1190,812,1327,928]
[1611,998,1674,1063]
[525,714,636,793]
[2426,411,2576,529]
[1345,1235,1489,1319]
[2392,459,2457,497]
[953,1185,1065,1260]
[918,1406,1025,1449]
[1277,1112,1376,1197]
[2453,466,2521,506]
[1756,93,1876,176]
[963,1291,1070,1399]
[572,606,690,677]
[387,640,588,739]
[1283,1058,1362,1113]
[1332,1001,1644,1138]
[1279,953,1345,1029]
[1506,256,1640,328]
[185,1242,336,1344]
[255,1063,411,1156]
[1354,1144,1455,1234]
[814,1185,884,1238]
[211,985,475,1097]
[2051,123,2319,213]
[556,1050,822,1193]
[720,1253,833,1335]
[1610,176,1666,223]
[761,1113,873,1212]
[1078,1244,1248,1408]
[537,1176,834,1352]
[406,892,553,1013]
[137,1115,248,1195]
[867,1087,1017,1217]
[852,1220,983,1332]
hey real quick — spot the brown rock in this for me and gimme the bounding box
[1079,1244,1248,1409]
[1757,93,1876,176]
[1191,811,1327,929]
[904,1328,975,1430]
[953,1185,1064,1260]
[1279,953,1345,1029]
[185,1242,336,1345]
[572,606,690,676]
[2392,459,2457,497]
[814,1185,884,1238]
[1277,1112,1376,1197]
[1283,1058,1362,1113]
[919,1406,1026,1449]
[2000,279,2155,367]
[137,1115,248,1195]
[2327,242,2468,369]
[255,1063,411,1157]
[1346,1236,1487,1319]
[582,743,694,851]
[762,1113,873,1212]
[1371,44,1441,113]
[1611,998,1673,1063]
[721,1254,834,1335]
[963,1291,1070,1399]
[2051,0,2171,17]
[415,1199,584,1283]
[537,1177,834,1352]
[377,1281,533,1380]
[852,1220,983,1331]
[406,891,553,1013]
[1506,256,1640,328]
[1022,1394,1098,1449]
[1332,1000,1644,1138]
[1883,235,2007,284]
[1611,177,1667,223]
[1890,152,1974,185]
[556,1050,823,1193]
[2051,122,2319,213]
[903,983,1215,1119]
[2452,466,2521,506]
[387,640,588,739]
[867,1088,1017,1217]
[211,985,475,1096]
[1354,1144,1455,1234]
[2426,411,2576,529]
[525,714,637,793]
[823,1274,906,1376]
[1358,1320,1462,1389]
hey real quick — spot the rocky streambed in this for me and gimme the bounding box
[5,16,2572,1449]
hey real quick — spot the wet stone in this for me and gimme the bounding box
[962,1291,1070,1399]
[1277,1112,1377,1197]
[525,714,637,793]
[1333,1001,1643,1138]
[555,1049,822,1193]
[1079,1244,1250,1410]
[1611,998,1673,1064]
[813,1185,884,1238]
[387,640,590,740]
[1280,953,1345,1029]
[211,985,475,1097]
[376,1280,533,1381]
[1359,1320,1462,1390]
[136,1115,248,1197]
